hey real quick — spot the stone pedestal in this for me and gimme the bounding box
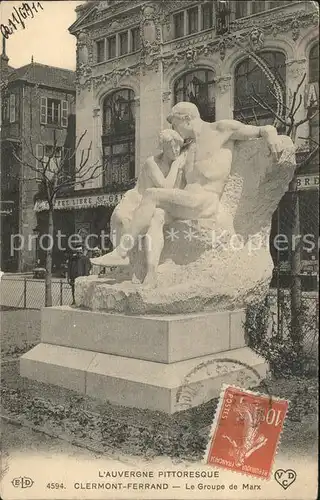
[20,306,268,413]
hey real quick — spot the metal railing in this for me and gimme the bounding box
[0,277,73,309]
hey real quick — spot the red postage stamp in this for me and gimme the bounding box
[204,385,289,479]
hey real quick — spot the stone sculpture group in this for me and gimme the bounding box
[21,102,297,414]
[78,101,296,314]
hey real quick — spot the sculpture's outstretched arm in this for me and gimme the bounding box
[216,120,282,162]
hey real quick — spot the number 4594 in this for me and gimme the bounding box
[47,483,65,489]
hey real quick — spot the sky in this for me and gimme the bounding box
[0,1,84,70]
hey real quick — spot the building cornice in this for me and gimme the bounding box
[74,2,319,93]
[69,1,144,35]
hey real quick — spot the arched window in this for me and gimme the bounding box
[309,43,319,83]
[174,69,215,122]
[102,89,135,186]
[234,51,286,127]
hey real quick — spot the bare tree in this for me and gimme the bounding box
[249,72,319,347]
[11,130,102,306]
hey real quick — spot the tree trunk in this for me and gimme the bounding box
[290,179,302,348]
[45,209,53,307]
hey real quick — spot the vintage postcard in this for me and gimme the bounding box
[0,1,318,499]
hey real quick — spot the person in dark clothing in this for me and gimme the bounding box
[67,246,91,305]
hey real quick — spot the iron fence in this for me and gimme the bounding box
[267,287,318,356]
[269,184,319,356]
[0,277,73,309]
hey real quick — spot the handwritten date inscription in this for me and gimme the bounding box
[1,2,43,39]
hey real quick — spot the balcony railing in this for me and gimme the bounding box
[103,158,135,188]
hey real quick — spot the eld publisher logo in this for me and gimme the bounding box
[12,477,34,488]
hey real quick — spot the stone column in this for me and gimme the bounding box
[162,90,173,128]
[134,96,141,176]
[74,82,95,192]
[90,106,102,189]
[139,3,163,165]
[139,69,163,165]
[215,75,233,120]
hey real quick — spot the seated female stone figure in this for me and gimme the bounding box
[103,129,187,286]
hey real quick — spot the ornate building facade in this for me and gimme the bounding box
[68,0,319,276]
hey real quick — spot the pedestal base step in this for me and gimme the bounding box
[20,344,268,413]
[40,306,246,363]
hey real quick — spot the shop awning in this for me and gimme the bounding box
[34,192,124,212]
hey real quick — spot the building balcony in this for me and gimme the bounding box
[103,162,134,187]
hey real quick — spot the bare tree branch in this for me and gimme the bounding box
[75,143,92,173]
[288,73,306,119]
[23,177,42,182]
[252,106,259,126]
[296,108,319,127]
[22,136,46,172]
[251,91,287,125]
[11,150,44,177]
[292,93,303,119]
[298,146,319,168]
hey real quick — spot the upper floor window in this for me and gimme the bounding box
[269,1,291,8]
[173,11,184,39]
[95,26,140,63]
[309,43,319,84]
[234,1,248,19]
[308,44,319,167]
[107,36,117,60]
[234,51,286,127]
[119,31,128,56]
[9,94,16,123]
[173,2,213,39]
[251,1,266,15]
[2,94,17,123]
[96,39,105,63]
[131,27,141,52]
[174,69,215,122]
[188,6,199,35]
[40,97,68,128]
[102,89,135,137]
[234,0,291,19]
[202,2,213,30]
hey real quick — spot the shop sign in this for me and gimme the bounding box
[34,192,124,212]
[296,174,319,190]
